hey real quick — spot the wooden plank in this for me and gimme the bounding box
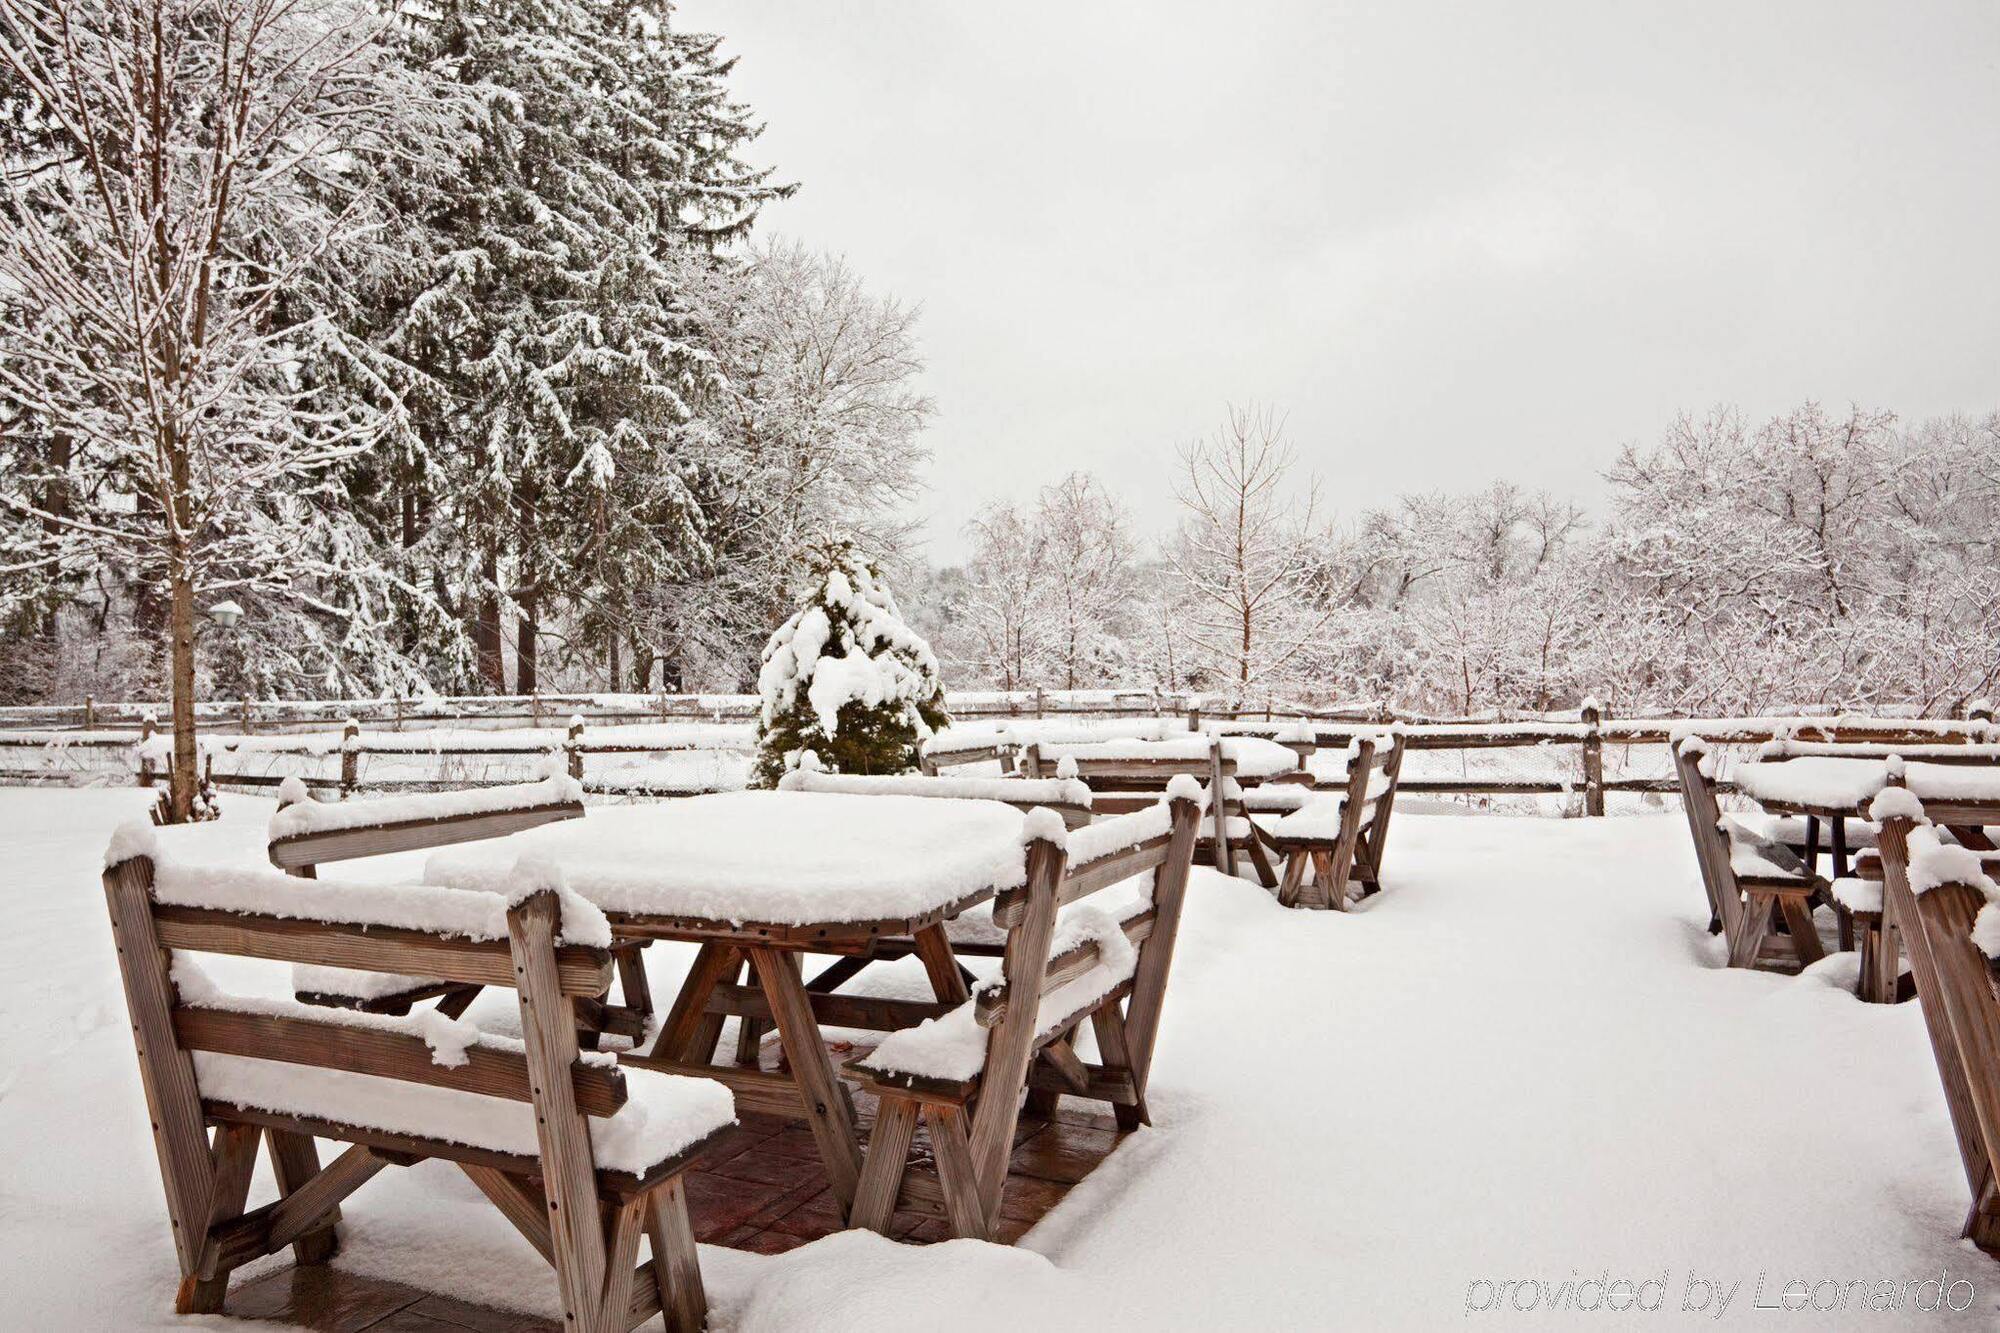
[912,924,971,1004]
[209,1142,386,1274]
[179,1123,262,1311]
[616,1055,808,1120]
[103,856,215,1278]
[1879,816,2000,1241]
[850,1097,920,1233]
[749,946,863,1211]
[990,835,1171,929]
[646,942,737,1062]
[645,1177,706,1333]
[968,836,1066,1203]
[1039,1036,1091,1094]
[462,1163,556,1265]
[1122,795,1200,1088]
[174,1006,628,1117]
[975,910,1155,1026]
[153,905,613,996]
[923,1104,991,1241]
[265,1130,343,1265]
[267,801,583,869]
[506,891,611,1332]
[700,981,956,1033]
[598,1196,646,1328]
[1090,1004,1147,1129]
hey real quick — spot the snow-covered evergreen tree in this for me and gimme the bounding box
[359,0,791,692]
[754,538,948,785]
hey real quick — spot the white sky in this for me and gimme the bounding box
[674,0,2000,562]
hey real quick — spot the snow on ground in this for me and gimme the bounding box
[1,789,1993,1329]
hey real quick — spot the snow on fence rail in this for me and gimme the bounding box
[1,695,1994,813]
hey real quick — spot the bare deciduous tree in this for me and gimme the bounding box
[1170,404,1330,694]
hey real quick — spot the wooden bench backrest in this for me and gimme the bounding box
[105,854,623,1146]
[267,788,585,875]
[1673,740,1742,937]
[887,793,1202,1195]
[1875,811,2000,1243]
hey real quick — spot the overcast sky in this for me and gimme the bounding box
[674,0,2000,562]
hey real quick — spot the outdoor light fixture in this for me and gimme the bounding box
[206,600,245,629]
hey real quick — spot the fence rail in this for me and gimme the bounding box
[3,694,1994,811]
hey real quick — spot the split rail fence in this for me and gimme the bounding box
[3,690,1994,813]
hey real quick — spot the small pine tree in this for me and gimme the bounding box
[755,538,949,785]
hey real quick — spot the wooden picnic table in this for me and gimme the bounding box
[1732,757,2000,1002]
[422,790,1035,1221]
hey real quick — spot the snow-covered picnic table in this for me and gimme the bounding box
[423,789,1040,1218]
[1733,757,2000,829]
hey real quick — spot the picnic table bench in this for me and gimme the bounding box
[103,824,726,1330]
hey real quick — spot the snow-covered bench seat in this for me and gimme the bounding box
[1257,734,1404,911]
[100,832,727,1327]
[776,767,1094,829]
[840,786,1206,1243]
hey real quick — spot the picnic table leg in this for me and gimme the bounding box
[1831,817,1849,879]
[646,942,737,1063]
[1727,892,1774,968]
[748,946,863,1214]
[1805,817,1820,875]
[1777,894,1824,967]
[912,924,971,1004]
[1311,849,1342,911]
[1275,849,1310,909]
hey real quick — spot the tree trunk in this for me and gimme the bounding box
[631,641,655,692]
[516,596,538,695]
[608,637,621,693]
[165,527,199,823]
[473,539,504,692]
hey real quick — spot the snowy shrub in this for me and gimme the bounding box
[754,538,949,785]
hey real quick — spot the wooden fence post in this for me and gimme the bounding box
[138,712,156,788]
[566,716,585,781]
[239,698,253,735]
[83,695,94,731]
[1580,699,1605,817]
[339,718,360,799]
[1186,704,1201,734]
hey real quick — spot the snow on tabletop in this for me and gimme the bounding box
[110,821,611,947]
[858,908,1140,1083]
[1731,758,1886,809]
[776,769,1091,808]
[423,792,1031,926]
[267,771,583,841]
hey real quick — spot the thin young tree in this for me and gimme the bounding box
[1170,404,1331,695]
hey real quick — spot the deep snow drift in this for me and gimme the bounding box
[1,788,1991,1329]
